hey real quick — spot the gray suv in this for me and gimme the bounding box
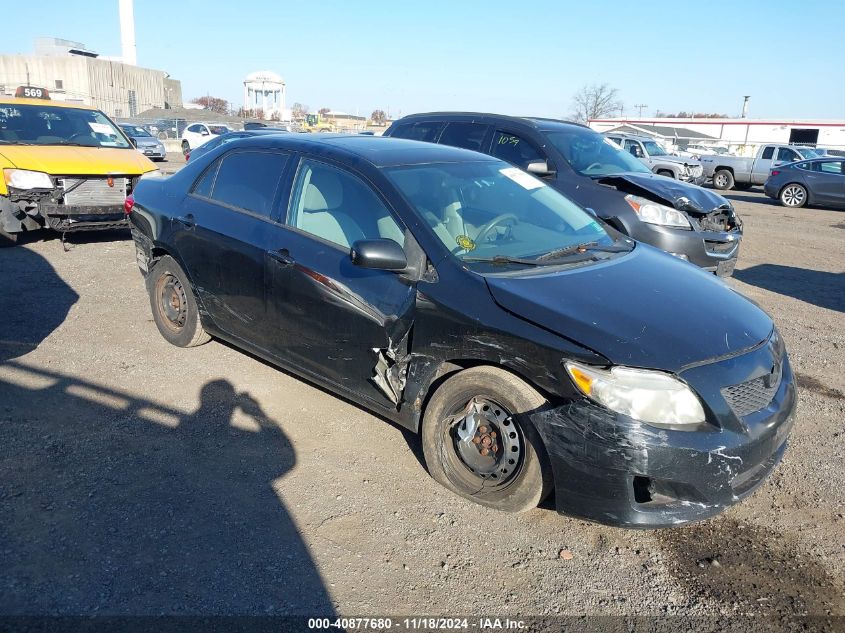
[606,133,705,185]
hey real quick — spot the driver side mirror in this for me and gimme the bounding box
[526,160,555,177]
[200,129,210,136]
[350,239,407,271]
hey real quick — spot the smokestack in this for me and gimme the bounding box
[741,95,750,119]
[119,0,137,66]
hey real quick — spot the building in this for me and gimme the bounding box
[589,117,845,156]
[0,38,182,118]
[242,71,288,121]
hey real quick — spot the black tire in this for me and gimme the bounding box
[421,366,553,513]
[779,183,808,208]
[657,169,675,179]
[181,140,190,155]
[712,169,735,190]
[0,226,19,247]
[146,255,210,347]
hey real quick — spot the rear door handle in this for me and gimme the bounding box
[267,248,295,266]
[174,214,195,229]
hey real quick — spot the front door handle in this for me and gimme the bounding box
[267,248,295,266]
[174,214,195,229]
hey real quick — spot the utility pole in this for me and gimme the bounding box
[635,104,648,117]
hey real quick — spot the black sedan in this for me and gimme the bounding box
[127,134,795,528]
[764,157,845,209]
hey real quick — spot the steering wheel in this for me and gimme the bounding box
[585,162,603,171]
[474,213,518,245]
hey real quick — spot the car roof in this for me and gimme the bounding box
[230,133,499,168]
[0,96,98,110]
[393,112,589,133]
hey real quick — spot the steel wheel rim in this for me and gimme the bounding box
[446,397,523,485]
[156,273,188,332]
[715,173,728,187]
[782,186,805,207]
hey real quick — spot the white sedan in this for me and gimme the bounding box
[180,123,233,154]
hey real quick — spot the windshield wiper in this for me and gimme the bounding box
[50,141,99,147]
[536,241,630,262]
[462,255,543,266]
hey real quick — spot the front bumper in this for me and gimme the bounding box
[532,336,796,528]
[39,202,127,232]
[138,146,166,160]
[625,221,742,276]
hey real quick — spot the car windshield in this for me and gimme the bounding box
[385,160,616,264]
[122,125,152,137]
[643,140,668,156]
[545,128,652,177]
[208,125,231,135]
[796,147,821,158]
[0,103,131,148]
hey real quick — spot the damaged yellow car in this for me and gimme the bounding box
[0,86,157,246]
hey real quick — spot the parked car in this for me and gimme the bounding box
[180,122,233,154]
[243,121,294,132]
[185,129,285,162]
[384,113,741,276]
[127,133,795,528]
[701,144,820,190]
[764,158,845,209]
[0,88,157,246]
[119,124,167,161]
[604,133,705,184]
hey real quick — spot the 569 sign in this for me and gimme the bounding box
[15,86,51,100]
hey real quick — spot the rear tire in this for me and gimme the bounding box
[779,184,807,208]
[712,169,735,190]
[421,366,552,513]
[146,255,210,347]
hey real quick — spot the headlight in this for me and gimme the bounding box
[624,194,691,229]
[565,360,706,428]
[3,169,53,190]
[138,169,162,181]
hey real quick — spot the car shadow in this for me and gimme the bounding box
[0,244,79,363]
[734,264,845,313]
[722,193,777,206]
[0,363,336,615]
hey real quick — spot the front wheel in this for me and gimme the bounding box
[780,184,807,208]
[421,366,552,513]
[712,169,735,190]
[146,255,210,347]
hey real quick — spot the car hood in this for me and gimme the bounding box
[0,146,157,175]
[484,245,772,372]
[596,172,730,213]
[133,137,161,146]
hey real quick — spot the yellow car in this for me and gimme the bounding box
[0,87,157,246]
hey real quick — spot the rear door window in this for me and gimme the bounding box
[390,122,444,142]
[761,146,775,159]
[491,131,546,169]
[438,122,490,151]
[209,150,288,217]
[192,159,219,197]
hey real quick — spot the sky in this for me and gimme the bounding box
[5,0,844,120]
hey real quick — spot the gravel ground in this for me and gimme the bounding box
[0,188,843,628]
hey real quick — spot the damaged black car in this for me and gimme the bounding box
[385,113,742,277]
[128,134,795,528]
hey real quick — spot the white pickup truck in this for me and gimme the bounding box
[702,144,822,190]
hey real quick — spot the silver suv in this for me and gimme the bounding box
[606,133,705,185]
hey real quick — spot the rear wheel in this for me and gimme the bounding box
[421,366,552,513]
[713,169,735,190]
[146,255,210,347]
[780,184,807,208]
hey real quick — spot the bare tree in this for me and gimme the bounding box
[569,84,622,123]
[190,96,230,115]
[370,109,387,126]
[291,102,309,119]
[318,107,331,116]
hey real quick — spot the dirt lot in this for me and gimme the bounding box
[1,189,843,627]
